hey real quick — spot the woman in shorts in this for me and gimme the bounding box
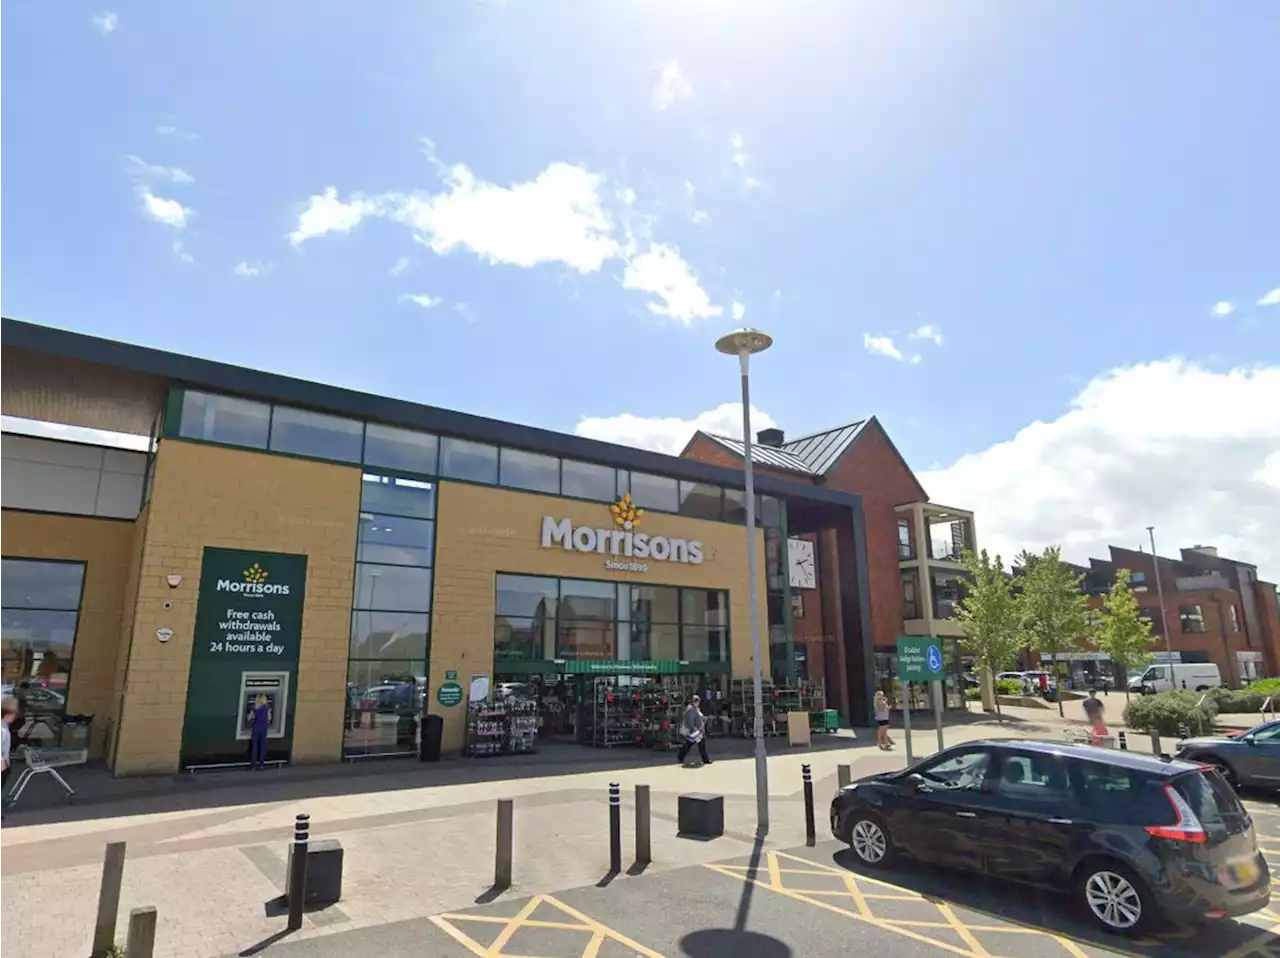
[874,690,894,750]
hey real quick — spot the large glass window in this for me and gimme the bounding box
[360,474,436,519]
[1,559,85,746]
[628,472,679,513]
[723,488,749,524]
[363,424,438,474]
[268,407,363,462]
[179,391,271,448]
[499,448,560,494]
[679,481,722,521]
[490,574,729,666]
[1179,604,1207,634]
[440,437,498,484]
[561,460,617,502]
[347,472,436,758]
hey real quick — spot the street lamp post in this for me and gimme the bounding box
[1146,526,1173,663]
[715,327,774,835]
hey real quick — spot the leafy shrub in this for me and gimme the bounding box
[964,687,982,701]
[1123,691,1219,737]
[1208,677,1280,714]
[996,678,1026,697]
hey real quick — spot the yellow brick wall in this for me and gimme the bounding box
[106,503,150,766]
[0,511,135,758]
[430,482,767,753]
[113,440,361,776]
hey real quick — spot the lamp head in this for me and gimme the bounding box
[715,328,773,356]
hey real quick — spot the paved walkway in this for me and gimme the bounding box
[3,723,1024,958]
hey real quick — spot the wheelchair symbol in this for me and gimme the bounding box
[926,645,943,673]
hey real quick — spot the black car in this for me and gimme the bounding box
[830,740,1269,934]
[1177,720,1280,789]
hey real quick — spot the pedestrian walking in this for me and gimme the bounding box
[2,696,17,812]
[676,695,712,767]
[248,694,272,769]
[874,690,894,750]
[1082,690,1105,725]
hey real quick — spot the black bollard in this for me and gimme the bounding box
[802,764,816,847]
[609,783,622,874]
[287,813,310,931]
[1118,730,1128,751]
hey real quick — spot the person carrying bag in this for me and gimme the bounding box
[676,695,712,767]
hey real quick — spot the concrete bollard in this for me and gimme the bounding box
[802,764,816,847]
[125,906,158,958]
[287,814,310,932]
[494,799,514,890]
[837,764,852,789]
[608,783,622,874]
[635,785,651,867]
[91,841,127,958]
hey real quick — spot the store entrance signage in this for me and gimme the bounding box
[560,660,684,675]
[540,495,704,566]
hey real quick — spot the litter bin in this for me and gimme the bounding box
[420,714,444,762]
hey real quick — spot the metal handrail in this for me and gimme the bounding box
[1263,696,1277,722]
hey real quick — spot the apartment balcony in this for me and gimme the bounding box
[895,502,976,571]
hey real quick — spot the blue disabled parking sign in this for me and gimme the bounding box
[926,644,944,674]
[895,635,947,682]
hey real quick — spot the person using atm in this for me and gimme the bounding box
[248,694,273,770]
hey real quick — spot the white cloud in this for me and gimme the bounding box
[233,260,272,278]
[732,301,746,321]
[288,187,384,246]
[909,324,943,346]
[290,146,725,320]
[140,189,190,228]
[575,402,779,456]
[127,155,194,185]
[862,333,904,361]
[389,256,412,276]
[172,240,193,264]
[1211,301,1237,317]
[1258,288,1280,308]
[92,12,118,35]
[920,359,1280,582]
[653,59,693,110]
[622,244,722,322]
[398,293,443,309]
[156,124,199,140]
[690,210,710,225]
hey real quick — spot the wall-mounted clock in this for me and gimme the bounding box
[788,537,816,590]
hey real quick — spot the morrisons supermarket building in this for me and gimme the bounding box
[2,318,893,776]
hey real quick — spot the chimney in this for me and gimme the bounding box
[757,427,785,447]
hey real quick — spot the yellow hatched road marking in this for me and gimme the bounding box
[936,901,992,957]
[429,893,667,958]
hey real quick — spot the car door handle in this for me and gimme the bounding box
[1048,818,1073,825]
[955,811,977,818]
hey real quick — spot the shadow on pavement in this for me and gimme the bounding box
[682,829,792,958]
[830,848,1279,957]
[4,732,889,826]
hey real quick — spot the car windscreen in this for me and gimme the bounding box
[1173,769,1248,834]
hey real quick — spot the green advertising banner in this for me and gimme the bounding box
[179,548,308,767]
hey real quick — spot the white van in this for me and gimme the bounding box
[1129,662,1221,694]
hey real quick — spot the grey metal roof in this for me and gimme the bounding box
[701,434,817,474]
[782,421,869,474]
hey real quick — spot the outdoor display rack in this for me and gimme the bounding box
[464,697,539,758]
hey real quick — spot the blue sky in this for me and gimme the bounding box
[4,2,1278,576]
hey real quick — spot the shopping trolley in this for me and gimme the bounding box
[4,745,87,806]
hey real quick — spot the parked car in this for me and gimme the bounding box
[1129,662,1221,694]
[830,740,1269,934]
[1176,720,1280,789]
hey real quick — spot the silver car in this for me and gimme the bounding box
[1176,719,1280,790]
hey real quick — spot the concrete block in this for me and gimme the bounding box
[677,793,724,839]
[286,838,344,906]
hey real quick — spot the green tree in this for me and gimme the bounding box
[955,548,1022,720]
[1016,546,1093,716]
[1096,568,1154,701]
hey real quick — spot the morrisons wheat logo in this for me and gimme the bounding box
[541,497,703,566]
[216,561,292,596]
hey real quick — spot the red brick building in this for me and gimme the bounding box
[682,418,977,719]
[1052,545,1280,688]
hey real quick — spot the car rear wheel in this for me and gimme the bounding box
[1077,861,1156,935]
[847,813,894,867]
